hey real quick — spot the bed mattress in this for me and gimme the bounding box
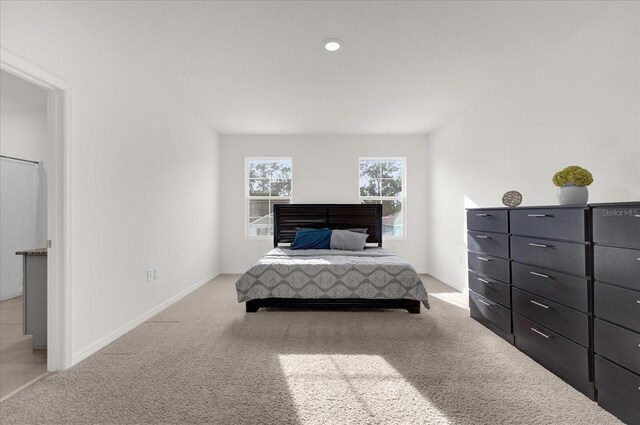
[236,247,429,309]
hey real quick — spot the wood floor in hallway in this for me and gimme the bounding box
[0,296,47,400]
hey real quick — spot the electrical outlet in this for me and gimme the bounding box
[458,256,463,265]
[153,267,160,280]
[146,269,154,281]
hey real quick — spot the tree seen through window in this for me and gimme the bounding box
[247,159,292,236]
[359,159,404,236]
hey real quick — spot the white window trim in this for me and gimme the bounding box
[359,157,406,240]
[245,157,293,239]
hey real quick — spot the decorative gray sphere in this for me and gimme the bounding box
[502,191,522,207]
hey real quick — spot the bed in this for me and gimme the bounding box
[235,204,429,313]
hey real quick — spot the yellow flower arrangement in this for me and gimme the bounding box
[552,165,593,187]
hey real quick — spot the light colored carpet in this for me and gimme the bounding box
[0,275,621,425]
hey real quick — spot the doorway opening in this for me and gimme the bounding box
[0,69,49,398]
[0,49,71,399]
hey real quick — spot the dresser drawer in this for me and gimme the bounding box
[468,253,510,284]
[594,245,640,291]
[511,262,589,312]
[513,288,589,346]
[467,231,509,259]
[467,209,508,233]
[468,271,511,308]
[594,282,640,333]
[593,205,640,249]
[595,355,640,424]
[513,314,591,389]
[469,290,511,335]
[594,319,640,375]
[510,208,587,241]
[511,236,588,277]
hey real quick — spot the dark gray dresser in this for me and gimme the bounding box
[509,205,593,398]
[467,203,640,420]
[466,208,513,344]
[592,202,640,425]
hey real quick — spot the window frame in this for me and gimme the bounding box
[358,157,406,240]
[245,157,293,239]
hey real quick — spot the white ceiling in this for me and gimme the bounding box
[64,1,611,135]
[0,70,48,113]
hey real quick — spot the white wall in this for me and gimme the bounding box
[1,2,221,364]
[1,69,48,163]
[426,2,640,292]
[220,135,428,273]
[0,70,49,211]
[1,71,49,301]
[0,112,47,162]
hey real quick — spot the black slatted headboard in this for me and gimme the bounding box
[273,204,383,248]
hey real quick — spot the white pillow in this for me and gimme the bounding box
[330,229,369,251]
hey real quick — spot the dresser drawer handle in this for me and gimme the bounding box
[528,243,549,248]
[477,277,490,284]
[530,300,550,309]
[530,328,551,339]
[527,214,551,217]
[476,213,492,217]
[477,257,491,262]
[476,235,492,239]
[529,271,549,278]
[478,299,493,307]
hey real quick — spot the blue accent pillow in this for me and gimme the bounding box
[290,228,332,250]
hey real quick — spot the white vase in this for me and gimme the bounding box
[557,184,588,205]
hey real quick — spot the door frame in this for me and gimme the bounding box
[1,48,72,370]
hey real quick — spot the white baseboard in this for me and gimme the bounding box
[71,271,219,366]
[220,270,246,274]
[425,271,467,294]
[0,292,23,302]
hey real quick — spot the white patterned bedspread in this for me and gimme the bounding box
[235,247,429,309]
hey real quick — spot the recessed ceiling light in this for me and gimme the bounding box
[324,39,341,52]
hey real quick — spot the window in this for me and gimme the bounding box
[359,158,405,237]
[246,158,292,237]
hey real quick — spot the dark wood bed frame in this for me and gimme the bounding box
[245,204,420,314]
